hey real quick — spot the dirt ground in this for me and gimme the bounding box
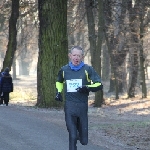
[10,76,150,150]
[88,97,150,150]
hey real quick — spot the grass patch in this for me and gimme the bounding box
[10,87,37,101]
[89,121,150,130]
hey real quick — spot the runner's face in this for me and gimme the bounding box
[69,48,83,66]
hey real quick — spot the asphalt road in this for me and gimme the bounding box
[0,105,109,150]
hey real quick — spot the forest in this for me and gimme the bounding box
[0,0,150,107]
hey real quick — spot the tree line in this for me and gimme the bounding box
[0,0,150,107]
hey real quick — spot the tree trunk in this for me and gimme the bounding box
[94,0,104,107]
[37,0,68,107]
[104,0,128,97]
[1,0,19,72]
[108,71,115,92]
[127,0,140,98]
[128,49,138,98]
[85,0,96,66]
[12,58,17,79]
[20,60,29,75]
[102,42,110,81]
[85,0,104,107]
[139,2,147,98]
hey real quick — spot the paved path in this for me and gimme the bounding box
[0,105,109,150]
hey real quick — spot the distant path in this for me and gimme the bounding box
[0,105,109,150]
[13,75,37,88]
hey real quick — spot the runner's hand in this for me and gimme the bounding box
[55,92,63,102]
[76,86,89,93]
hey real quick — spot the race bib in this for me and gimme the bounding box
[66,79,82,92]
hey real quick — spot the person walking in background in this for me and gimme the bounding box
[55,46,103,150]
[0,67,13,106]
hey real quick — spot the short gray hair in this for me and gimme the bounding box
[70,46,84,55]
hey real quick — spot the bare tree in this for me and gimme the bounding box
[104,0,128,99]
[1,0,19,72]
[94,0,104,107]
[127,0,150,98]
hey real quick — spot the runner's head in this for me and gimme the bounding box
[69,46,84,66]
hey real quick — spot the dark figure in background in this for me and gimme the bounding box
[55,46,103,150]
[0,67,13,106]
